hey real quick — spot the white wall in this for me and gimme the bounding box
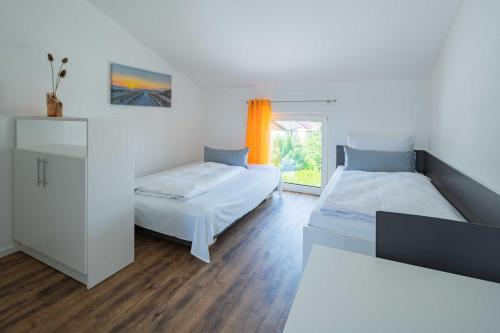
[428,0,500,194]
[0,0,203,254]
[203,80,428,179]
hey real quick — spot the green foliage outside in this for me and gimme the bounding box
[281,169,321,187]
[271,130,322,187]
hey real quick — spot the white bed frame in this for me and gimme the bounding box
[302,160,375,268]
[303,225,375,268]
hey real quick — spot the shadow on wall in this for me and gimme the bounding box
[0,115,16,250]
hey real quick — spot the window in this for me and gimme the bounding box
[270,114,327,194]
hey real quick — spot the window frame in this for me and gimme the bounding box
[271,112,328,195]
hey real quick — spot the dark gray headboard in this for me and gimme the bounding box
[336,145,500,227]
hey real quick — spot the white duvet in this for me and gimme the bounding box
[135,164,282,263]
[321,168,465,223]
[135,162,247,200]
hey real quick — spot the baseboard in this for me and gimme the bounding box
[0,244,20,258]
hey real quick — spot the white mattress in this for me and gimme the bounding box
[309,166,375,241]
[135,164,281,263]
[309,212,375,241]
[309,166,465,242]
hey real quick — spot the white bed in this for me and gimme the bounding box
[309,168,374,241]
[303,166,465,265]
[135,163,281,263]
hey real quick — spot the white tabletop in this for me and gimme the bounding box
[285,245,500,333]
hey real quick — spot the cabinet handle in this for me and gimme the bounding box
[43,159,48,187]
[37,158,42,186]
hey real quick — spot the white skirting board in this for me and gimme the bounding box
[0,244,20,258]
[303,225,375,268]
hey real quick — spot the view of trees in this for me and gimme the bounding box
[271,129,322,187]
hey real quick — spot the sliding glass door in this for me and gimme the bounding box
[270,114,327,194]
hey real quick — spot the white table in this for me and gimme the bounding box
[285,245,500,333]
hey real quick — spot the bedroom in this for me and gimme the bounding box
[1,0,499,332]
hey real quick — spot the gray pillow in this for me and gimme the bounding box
[344,146,415,172]
[204,146,249,168]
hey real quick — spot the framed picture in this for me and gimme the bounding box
[110,63,171,107]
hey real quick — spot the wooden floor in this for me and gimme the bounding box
[0,192,317,333]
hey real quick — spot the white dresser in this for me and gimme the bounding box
[14,116,134,289]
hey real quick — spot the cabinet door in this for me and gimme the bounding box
[14,150,46,252]
[44,154,87,273]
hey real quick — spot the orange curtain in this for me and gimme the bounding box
[246,99,272,164]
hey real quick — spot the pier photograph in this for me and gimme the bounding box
[111,63,171,107]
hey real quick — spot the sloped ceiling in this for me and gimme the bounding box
[89,0,463,88]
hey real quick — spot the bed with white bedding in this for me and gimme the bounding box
[135,162,281,263]
[304,166,465,264]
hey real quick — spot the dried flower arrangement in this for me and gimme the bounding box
[46,53,69,117]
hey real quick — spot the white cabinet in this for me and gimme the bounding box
[14,150,45,253]
[14,117,134,289]
[14,150,86,273]
[44,153,86,273]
